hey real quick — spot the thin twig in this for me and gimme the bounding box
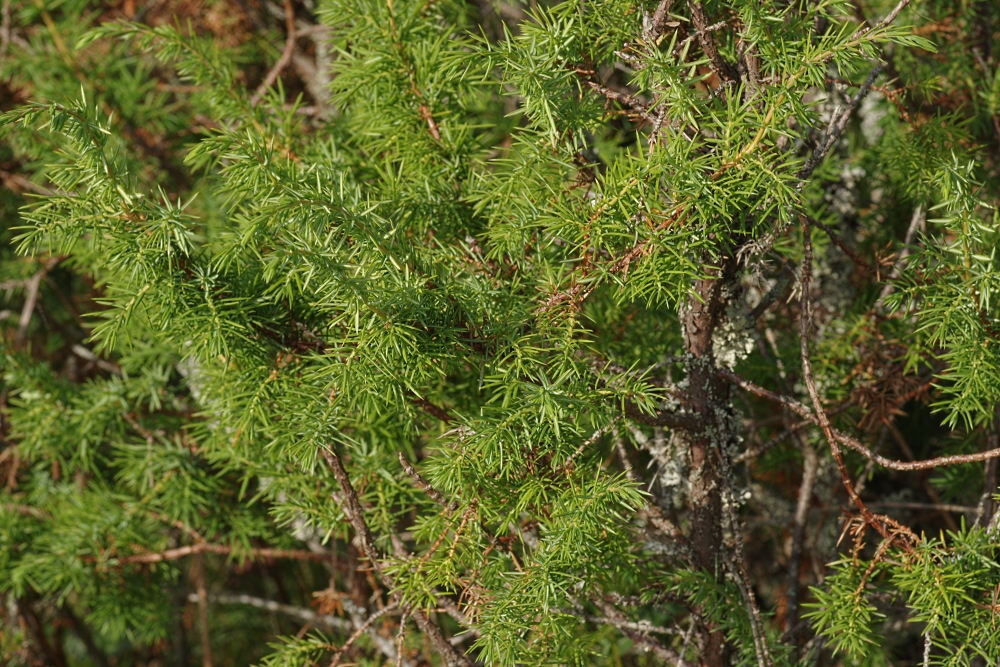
[722,369,1000,472]
[188,592,351,632]
[798,63,884,180]
[877,205,925,305]
[647,0,678,42]
[15,271,44,348]
[251,0,298,106]
[592,598,680,661]
[583,615,680,635]
[328,603,400,667]
[798,223,915,549]
[320,446,472,667]
[785,436,818,633]
[686,0,735,82]
[851,0,912,41]
[582,80,658,125]
[411,396,454,423]
[399,453,458,511]
[566,418,621,468]
[86,542,329,565]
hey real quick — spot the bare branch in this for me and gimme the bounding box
[251,0,298,106]
[722,369,1000,472]
[785,436,818,632]
[647,0,678,42]
[877,205,925,305]
[399,452,458,512]
[798,64,884,181]
[88,542,330,565]
[328,603,400,667]
[798,224,915,548]
[320,446,473,667]
[686,1,735,82]
[582,79,658,125]
[592,598,680,661]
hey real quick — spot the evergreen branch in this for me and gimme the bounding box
[851,0,913,41]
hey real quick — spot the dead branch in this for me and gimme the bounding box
[798,223,915,548]
[87,542,330,565]
[722,369,1000,472]
[251,0,298,106]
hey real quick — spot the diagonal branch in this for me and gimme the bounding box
[687,1,735,82]
[581,79,659,125]
[798,64,883,180]
[251,0,298,106]
[320,446,473,667]
[399,452,458,512]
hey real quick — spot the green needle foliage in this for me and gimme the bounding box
[1,0,1000,666]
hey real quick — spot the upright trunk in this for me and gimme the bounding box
[682,266,737,667]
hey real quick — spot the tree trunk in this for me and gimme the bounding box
[682,266,737,667]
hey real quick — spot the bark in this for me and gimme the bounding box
[681,264,738,667]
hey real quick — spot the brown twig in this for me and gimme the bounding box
[86,542,329,565]
[785,436,818,633]
[251,0,298,106]
[410,396,455,423]
[798,223,915,549]
[722,368,1000,472]
[851,0,913,41]
[798,63,884,181]
[399,452,458,511]
[320,446,472,667]
[328,603,400,667]
[805,215,875,274]
[15,272,44,348]
[581,79,658,125]
[592,598,680,661]
[565,418,621,468]
[686,1,735,82]
[647,0,678,42]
